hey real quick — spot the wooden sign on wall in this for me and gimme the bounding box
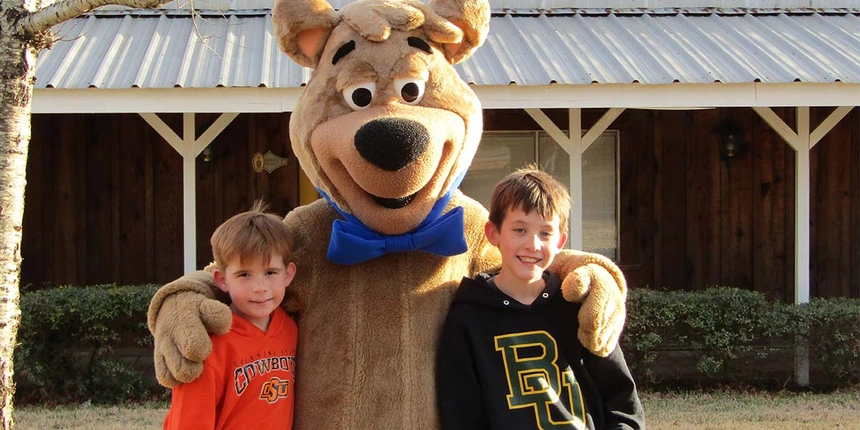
[252,151,288,173]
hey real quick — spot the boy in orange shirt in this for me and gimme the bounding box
[163,202,298,430]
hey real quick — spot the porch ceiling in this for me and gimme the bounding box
[33,8,860,113]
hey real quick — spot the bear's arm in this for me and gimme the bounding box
[147,266,232,387]
[549,250,628,357]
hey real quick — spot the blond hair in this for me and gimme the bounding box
[488,166,571,235]
[210,201,292,269]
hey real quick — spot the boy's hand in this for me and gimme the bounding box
[549,251,628,357]
[148,273,233,388]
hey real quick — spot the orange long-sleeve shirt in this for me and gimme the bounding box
[164,307,297,430]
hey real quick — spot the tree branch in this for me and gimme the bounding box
[16,0,164,37]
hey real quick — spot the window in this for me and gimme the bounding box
[460,130,619,259]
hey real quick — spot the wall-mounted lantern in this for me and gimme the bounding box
[715,118,748,162]
[202,146,214,162]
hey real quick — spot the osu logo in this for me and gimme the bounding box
[259,377,291,403]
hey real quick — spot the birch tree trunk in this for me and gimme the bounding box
[0,0,162,426]
[0,0,37,425]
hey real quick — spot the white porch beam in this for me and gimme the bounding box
[33,83,860,114]
[139,112,240,274]
[196,112,240,150]
[473,83,860,109]
[140,112,183,151]
[525,108,574,152]
[810,106,854,148]
[582,108,624,149]
[34,88,305,113]
[752,107,799,150]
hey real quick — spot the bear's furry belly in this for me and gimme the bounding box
[286,198,493,429]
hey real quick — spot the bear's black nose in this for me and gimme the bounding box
[354,118,429,171]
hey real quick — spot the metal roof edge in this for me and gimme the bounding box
[84,8,272,17]
[77,7,860,18]
[493,7,860,16]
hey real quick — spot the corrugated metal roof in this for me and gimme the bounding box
[116,1,860,11]
[37,10,306,89]
[35,8,860,89]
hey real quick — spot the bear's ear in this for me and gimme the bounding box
[428,0,490,64]
[272,0,341,68]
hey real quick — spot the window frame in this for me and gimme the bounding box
[461,129,621,260]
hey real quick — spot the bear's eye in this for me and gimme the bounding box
[343,82,376,110]
[394,78,425,105]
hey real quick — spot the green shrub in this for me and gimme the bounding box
[791,298,860,383]
[13,283,859,405]
[622,288,678,381]
[14,284,160,405]
[670,288,791,379]
[622,287,859,388]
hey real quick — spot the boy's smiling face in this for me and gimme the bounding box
[485,208,568,290]
[214,254,296,332]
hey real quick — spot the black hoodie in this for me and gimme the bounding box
[436,272,645,430]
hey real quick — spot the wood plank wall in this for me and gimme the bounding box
[485,107,859,301]
[194,113,298,269]
[810,108,860,299]
[23,113,298,289]
[22,108,859,300]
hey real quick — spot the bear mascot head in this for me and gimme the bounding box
[148,0,628,428]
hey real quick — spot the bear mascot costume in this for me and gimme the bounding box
[147,0,628,428]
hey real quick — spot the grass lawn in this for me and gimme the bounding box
[13,389,860,429]
[14,401,169,430]
[643,389,860,430]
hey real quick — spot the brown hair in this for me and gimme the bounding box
[488,165,571,235]
[210,201,292,269]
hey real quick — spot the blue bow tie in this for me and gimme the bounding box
[319,183,469,265]
[327,206,467,265]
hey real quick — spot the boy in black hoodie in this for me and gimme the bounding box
[436,167,645,430]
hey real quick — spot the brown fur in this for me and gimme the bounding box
[149,1,627,428]
[284,0,485,235]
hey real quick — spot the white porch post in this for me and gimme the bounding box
[795,107,811,307]
[181,114,198,275]
[182,155,197,273]
[139,112,240,274]
[752,105,854,386]
[794,107,812,387]
[754,106,811,386]
[569,109,584,250]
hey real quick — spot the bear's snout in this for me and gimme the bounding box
[354,118,429,171]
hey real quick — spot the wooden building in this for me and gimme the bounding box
[25,1,860,305]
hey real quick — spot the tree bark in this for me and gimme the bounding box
[0,0,36,426]
[0,0,171,425]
